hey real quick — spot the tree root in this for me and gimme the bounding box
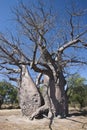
[29,105,49,120]
[30,105,54,130]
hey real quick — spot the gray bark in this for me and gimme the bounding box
[19,65,41,117]
[55,71,67,116]
[43,72,68,117]
[18,65,68,118]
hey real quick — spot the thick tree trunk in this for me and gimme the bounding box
[30,83,53,120]
[44,72,68,117]
[19,65,41,117]
[55,71,68,117]
[49,78,58,116]
[18,65,68,119]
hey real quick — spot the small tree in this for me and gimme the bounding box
[67,74,87,109]
[0,81,18,108]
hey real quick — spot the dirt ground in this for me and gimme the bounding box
[0,109,87,130]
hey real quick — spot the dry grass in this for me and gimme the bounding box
[0,109,87,130]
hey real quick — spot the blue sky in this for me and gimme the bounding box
[0,0,87,32]
[0,0,87,81]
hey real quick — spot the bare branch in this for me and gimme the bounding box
[35,73,43,86]
[58,38,80,53]
[70,15,74,40]
[58,29,87,53]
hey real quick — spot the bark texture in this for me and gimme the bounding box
[19,65,41,117]
[43,73,68,117]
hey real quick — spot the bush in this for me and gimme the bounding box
[67,74,87,109]
[0,81,18,109]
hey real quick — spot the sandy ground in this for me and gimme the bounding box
[0,109,87,130]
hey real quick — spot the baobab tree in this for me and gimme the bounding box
[0,0,87,119]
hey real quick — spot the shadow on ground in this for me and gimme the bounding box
[69,109,87,117]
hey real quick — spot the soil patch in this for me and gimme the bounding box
[0,109,87,130]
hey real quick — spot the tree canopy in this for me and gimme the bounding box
[0,1,87,78]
